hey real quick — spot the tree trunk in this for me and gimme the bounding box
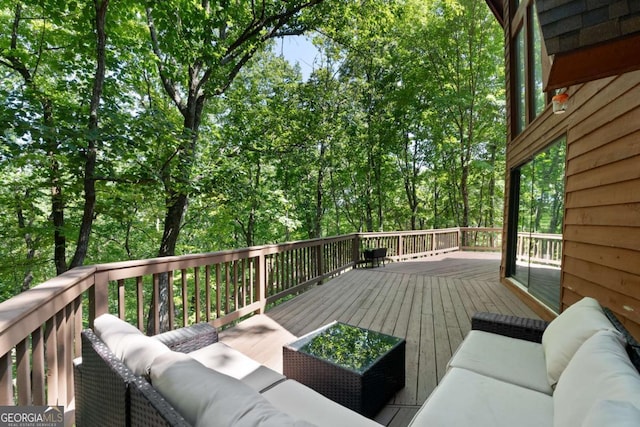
[47,102,67,275]
[487,141,497,227]
[314,139,327,238]
[70,0,109,269]
[148,95,204,334]
[16,190,36,292]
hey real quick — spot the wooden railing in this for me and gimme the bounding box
[0,227,502,423]
[516,232,563,266]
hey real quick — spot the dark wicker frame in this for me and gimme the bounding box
[283,323,405,418]
[74,323,218,427]
[603,307,640,372]
[471,311,549,343]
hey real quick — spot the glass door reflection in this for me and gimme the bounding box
[508,137,565,313]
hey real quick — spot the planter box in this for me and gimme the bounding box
[283,321,405,418]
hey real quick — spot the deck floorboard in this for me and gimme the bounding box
[218,251,540,427]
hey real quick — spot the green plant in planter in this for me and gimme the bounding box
[300,323,398,372]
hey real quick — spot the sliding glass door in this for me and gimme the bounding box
[507,136,565,312]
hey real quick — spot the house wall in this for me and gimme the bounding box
[499,0,640,338]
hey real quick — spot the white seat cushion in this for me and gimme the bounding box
[409,368,553,427]
[553,329,640,427]
[542,296,614,387]
[94,313,170,376]
[262,380,383,427]
[448,330,552,394]
[188,342,285,392]
[150,352,314,427]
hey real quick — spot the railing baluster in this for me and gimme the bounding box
[32,326,46,405]
[225,262,231,314]
[168,272,175,329]
[64,304,74,407]
[205,265,212,322]
[233,260,239,310]
[45,317,57,406]
[136,276,144,331]
[16,338,30,405]
[249,257,255,303]
[73,296,82,360]
[181,270,188,328]
[152,274,160,335]
[117,279,125,319]
[215,264,222,319]
[0,353,12,405]
[194,267,201,323]
[56,310,67,405]
[241,259,247,308]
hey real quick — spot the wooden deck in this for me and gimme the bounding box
[218,251,540,426]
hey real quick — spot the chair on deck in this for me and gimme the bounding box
[363,248,387,268]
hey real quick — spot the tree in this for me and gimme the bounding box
[0,1,110,278]
[213,50,304,247]
[418,0,504,231]
[0,0,510,307]
[143,0,329,331]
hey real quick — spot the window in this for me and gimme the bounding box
[507,136,566,312]
[514,28,526,135]
[511,0,547,136]
[531,4,545,117]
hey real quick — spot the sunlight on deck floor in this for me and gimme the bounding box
[219,252,540,427]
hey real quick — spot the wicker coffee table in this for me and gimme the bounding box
[283,321,405,418]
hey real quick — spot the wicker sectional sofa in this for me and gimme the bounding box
[408,297,640,426]
[75,297,640,427]
[74,314,382,427]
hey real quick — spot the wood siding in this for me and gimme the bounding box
[563,71,640,338]
[502,26,640,340]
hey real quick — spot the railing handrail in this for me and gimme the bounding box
[517,231,562,240]
[0,266,96,356]
[355,227,461,237]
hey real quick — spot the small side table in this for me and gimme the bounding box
[283,321,405,418]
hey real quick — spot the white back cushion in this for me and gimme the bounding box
[542,297,614,386]
[553,329,640,427]
[93,313,170,376]
[150,352,315,427]
[94,313,142,341]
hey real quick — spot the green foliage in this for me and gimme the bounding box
[0,0,518,300]
[300,323,400,372]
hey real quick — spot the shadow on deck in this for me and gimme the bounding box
[219,251,540,427]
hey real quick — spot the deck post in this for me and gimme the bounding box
[89,271,109,328]
[316,240,325,284]
[352,234,360,265]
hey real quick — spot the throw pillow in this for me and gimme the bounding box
[553,329,640,427]
[93,313,170,376]
[542,296,614,387]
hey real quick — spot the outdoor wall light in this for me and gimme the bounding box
[552,90,569,114]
